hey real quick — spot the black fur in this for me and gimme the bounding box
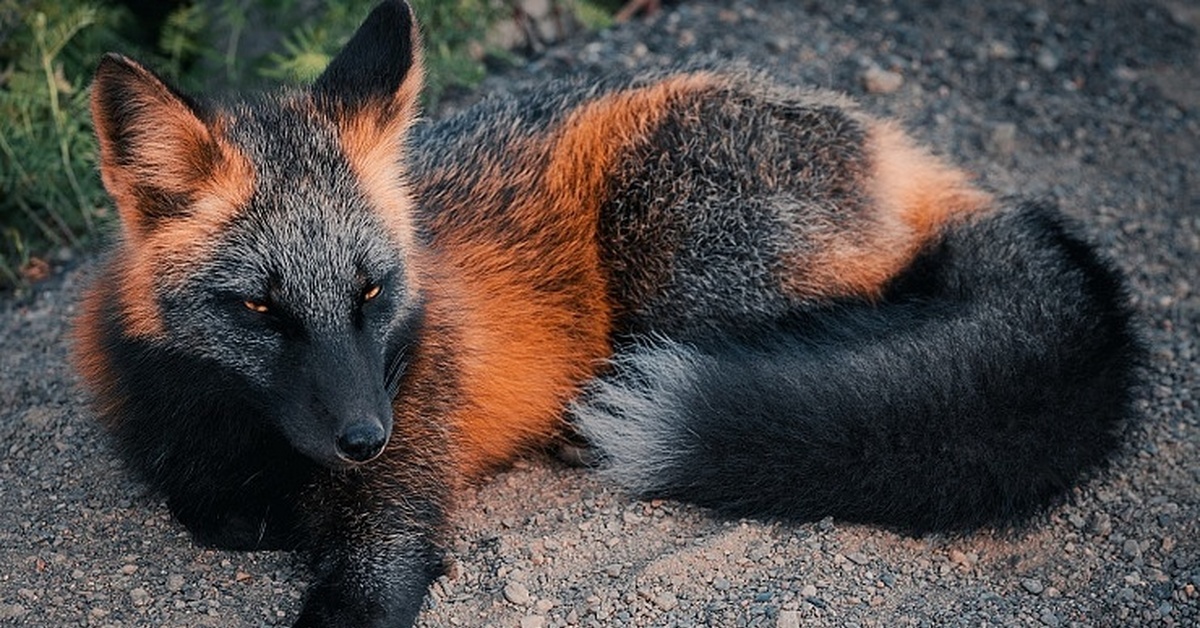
[312,0,414,113]
[575,201,1142,534]
[86,283,313,549]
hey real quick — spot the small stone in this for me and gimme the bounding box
[604,564,622,578]
[520,615,546,628]
[130,587,151,607]
[800,584,818,597]
[848,552,870,565]
[988,41,1018,60]
[1122,539,1141,558]
[167,574,185,592]
[766,37,792,54]
[949,549,969,566]
[0,604,27,620]
[120,563,138,575]
[862,66,904,94]
[520,0,551,19]
[1039,610,1061,626]
[989,123,1018,156]
[777,609,802,628]
[1036,48,1060,72]
[653,591,678,611]
[1022,578,1045,595]
[713,577,731,591]
[504,581,532,606]
[1025,9,1050,28]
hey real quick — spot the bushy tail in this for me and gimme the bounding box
[573,202,1142,534]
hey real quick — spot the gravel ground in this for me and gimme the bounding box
[2,1,1198,626]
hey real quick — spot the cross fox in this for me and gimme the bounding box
[73,0,1142,625]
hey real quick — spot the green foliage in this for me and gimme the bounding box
[1,0,617,289]
[258,0,380,85]
[157,2,208,83]
[0,0,126,286]
[572,0,616,31]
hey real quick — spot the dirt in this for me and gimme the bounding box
[1,1,1198,626]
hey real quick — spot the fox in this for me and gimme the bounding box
[72,0,1142,626]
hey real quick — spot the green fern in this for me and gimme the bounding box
[0,1,119,287]
[158,3,208,83]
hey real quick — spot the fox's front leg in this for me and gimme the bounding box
[294,467,449,628]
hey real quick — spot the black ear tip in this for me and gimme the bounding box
[95,53,136,77]
[312,0,420,107]
[368,0,414,30]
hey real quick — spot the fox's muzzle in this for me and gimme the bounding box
[272,330,397,468]
[335,418,389,463]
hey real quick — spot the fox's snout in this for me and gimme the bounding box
[335,418,389,463]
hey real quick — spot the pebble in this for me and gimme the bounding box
[988,123,1018,156]
[800,584,818,598]
[0,604,27,620]
[520,615,546,628]
[504,581,532,606]
[167,574,185,592]
[777,609,801,628]
[1022,579,1045,595]
[1036,48,1060,72]
[653,591,678,611]
[1039,610,1061,626]
[862,66,904,94]
[130,587,151,606]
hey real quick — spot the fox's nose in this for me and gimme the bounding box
[336,423,388,462]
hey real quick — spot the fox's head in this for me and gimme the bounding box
[85,0,425,468]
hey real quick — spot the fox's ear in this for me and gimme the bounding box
[312,0,424,146]
[90,54,252,235]
[311,0,424,253]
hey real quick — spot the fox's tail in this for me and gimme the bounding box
[573,201,1142,534]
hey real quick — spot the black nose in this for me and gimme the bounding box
[336,423,387,462]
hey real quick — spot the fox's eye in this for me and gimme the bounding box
[243,300,270,314]
[362,284,382,302]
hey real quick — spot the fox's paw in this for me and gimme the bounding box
[294,566,432,628]
[294,531,446,628]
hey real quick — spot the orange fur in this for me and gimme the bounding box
[787,121,994,301]
[333,50,425,265]
[430,77,730,476]
[543,74,720,229]
[868,121,994,241]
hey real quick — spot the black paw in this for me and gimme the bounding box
[293,568,430,628]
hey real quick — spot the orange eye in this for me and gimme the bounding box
[244,300,269,313]
[363,284,382,302]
